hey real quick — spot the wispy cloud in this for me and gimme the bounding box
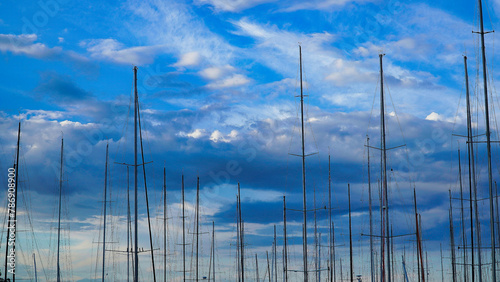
[194,0,277,12]
[82,38,167,66]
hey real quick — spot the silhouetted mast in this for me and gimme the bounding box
[449,190,457,282]
[367,136,374,282]
[464,55,478,282]
[133,66,139,282]
[57,137,63,282]
[299,44,309,282]
[476,1,496,280]
[102,143,109,282]
[379,53,391,282]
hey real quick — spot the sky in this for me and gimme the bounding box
[1,0,500,281]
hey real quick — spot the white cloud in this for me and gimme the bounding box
[173,51,202,67]
[83,38,166,66]
[206,74,250,88]
[126,0,236,66]
[195,0,276,12]
[325,58,375,86]
[209,129,239,142]
[0,33,61,58]
[199,65,235,80]
[282,0,376,12]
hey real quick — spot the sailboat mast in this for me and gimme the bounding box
[477,1,496,280]
[379,53,391,282]
[133,66,139,282]
[464,55,478,282]
[414,189,425,282]
[127,167,130,282]
[256,254,259,281]
[238,183,245,282]
[163,166,167,282]
[449,190,457,282]
[33,253,37,282]
[11,122,21,282]
[458,149,468,281]
[57,137,63,282]
[196,177,200,282]
[299,44,308,282]
[367,136,374,282]
[102,143,109,282]
[283,196,288,282]
[182,174,186,282]
[348,184,353,282]
[328,153,333,282]
[213,221,216,282]
[274,225,277,282]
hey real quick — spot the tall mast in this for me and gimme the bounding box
[163,166,167,282]
[298,44,309,282]
[440,244,444,282]
[267,251,271,282]
[477,1,496,280]
[127,167,130,282]
[367,136,374,282]
[458,149,468,281]
[414,189,425,282]
[274,225,277,282]
[464,55,478,282]
[133,66,139,282]
[314,186,318,282]
[283,196,288,282]
[348,184,353,282]
[328,153,333,282]
[102,143,109,282]
[379,53,391,282]
[449,190,457,282]
[213,221,216,282]
[57,137,63,282]
[255,254,259,281]
[196,177,200,282]
[33,253,37,282]
[3,123,20,281]
[496,182,500,252]
[182,174,186,282]
[238,183,245,282]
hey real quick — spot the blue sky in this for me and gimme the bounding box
[1,0,500,281]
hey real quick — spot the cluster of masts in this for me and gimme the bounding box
[2,0,500,281]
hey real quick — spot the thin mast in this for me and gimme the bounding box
[458,148,468,282]
[127,167,130,282]
[314,186,318,282]
[348,184,353,282]
[57,137,63,282]
[477,1,496,280]
[450,190,457,282]
[196,177,200,282]
[464,55,477,282]
[367,136,374,282]
[328,153,333,282]
[267,251,271,282]
[102,143,109,282]
[182,174,186,282]
[256,254,259,281]
[33,253,37,282]
[299,44,308,282]
[414,189,425,282]
[12,122,21,282]
[283,196,288,282]
[238,183,245,282]
[440,244,444,282]
[163,166,167,282]
[379,53,391,282]
[213,221,216,282]
[274,225,277,282]
[133,66,139,282]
